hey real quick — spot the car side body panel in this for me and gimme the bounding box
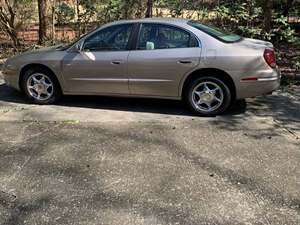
[128,47,201,97]
[3,48,67,91]
[61,51,130,94]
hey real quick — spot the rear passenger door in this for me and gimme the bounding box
[128,23,201,97]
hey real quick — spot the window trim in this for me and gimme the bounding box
[81,23,136,52]
[132,22,201,51]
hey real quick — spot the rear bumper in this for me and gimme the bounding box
[235,69,281,99]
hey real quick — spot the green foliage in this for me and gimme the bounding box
[292,56,300,71]
[212,1,298,45]
[238,26,263,38]
[163,0,185,17]
[106,0,129,20]
[196,7,209,21]
[78,0,97,23]
[103,0,143,21]
[55,2,75,25]
[273,15,298,43]
[76,0,97,35]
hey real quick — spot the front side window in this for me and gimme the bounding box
[137,23,198,50]
[83,24,133,51]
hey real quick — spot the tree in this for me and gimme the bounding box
[55,2,75,25]
[37,0,47,44]
[104,0,139,22]
[263,0,273,32]
[145,0,153,18]
[136,0,143,18]
[161,0,186,17]
[76,0,96,37]
[283,0,294,16]
[0,0,20,48]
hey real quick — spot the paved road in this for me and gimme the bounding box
[0,78,299,225]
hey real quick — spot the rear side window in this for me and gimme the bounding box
[188,20,242,43]
[137,23,199,50]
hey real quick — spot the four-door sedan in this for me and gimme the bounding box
[2,18,280,116]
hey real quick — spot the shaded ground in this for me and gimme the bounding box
[0,78,299,225]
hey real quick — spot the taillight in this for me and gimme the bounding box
[264,48,276,68]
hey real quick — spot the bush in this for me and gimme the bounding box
[55,2,75,26]
[212,1,299,45]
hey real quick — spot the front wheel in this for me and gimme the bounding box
[22,68,61,104]
[185,77,232,116]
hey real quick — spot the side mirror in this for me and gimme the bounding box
[70,40,84,53]
[146,41,155,50]
[74,42,82,52]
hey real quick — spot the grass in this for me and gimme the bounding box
[63,119,80,124]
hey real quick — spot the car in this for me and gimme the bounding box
[2,18,280,116]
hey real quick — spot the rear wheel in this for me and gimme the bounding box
[185,76,231,116]
[22,67,61,104]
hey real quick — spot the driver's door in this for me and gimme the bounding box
[62,23,134,94]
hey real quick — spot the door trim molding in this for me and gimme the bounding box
[71,78,128,82]
[129,79,173,82]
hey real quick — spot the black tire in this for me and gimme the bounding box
[185,76,232,116]
[22,67,62,104]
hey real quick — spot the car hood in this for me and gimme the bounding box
[22,45,62,55]
[15,44,67,58]
[6,45,66,65]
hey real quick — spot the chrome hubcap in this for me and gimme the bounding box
[192,81,224,112]
[27,73,53,101]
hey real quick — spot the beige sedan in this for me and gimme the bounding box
[2,18,280,115]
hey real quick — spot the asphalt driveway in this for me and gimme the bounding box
[0,77,299,225]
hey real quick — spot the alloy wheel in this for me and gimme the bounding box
[26,73,54,101]
[191,81,224,112]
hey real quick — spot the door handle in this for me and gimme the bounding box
[178,60,193,64]
[111,61,122,65]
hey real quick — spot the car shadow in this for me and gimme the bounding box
[0,83,247,116]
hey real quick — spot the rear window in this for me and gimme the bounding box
[188,20,242,43]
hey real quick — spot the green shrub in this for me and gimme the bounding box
[55,2,75,25]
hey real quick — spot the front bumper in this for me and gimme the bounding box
[2,64,20,91]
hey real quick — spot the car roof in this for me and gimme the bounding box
[107,17,190,26]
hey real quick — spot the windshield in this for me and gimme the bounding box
[187,20,242,43]
[56,41,76,51]
[56,27,99,51]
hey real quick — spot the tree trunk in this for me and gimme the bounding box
[51,1,55,44]
[7,27,19,49]
[2,24,19,49]
[263,0,273,33]
[76,0,81,38]
[124,2,129,19]
[145,0,153,18]
[38,0,48,45]
[283,0,294,16]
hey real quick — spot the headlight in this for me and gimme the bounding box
[2,58,12,69]
[2,58,18,74]
[1,59,7,69]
